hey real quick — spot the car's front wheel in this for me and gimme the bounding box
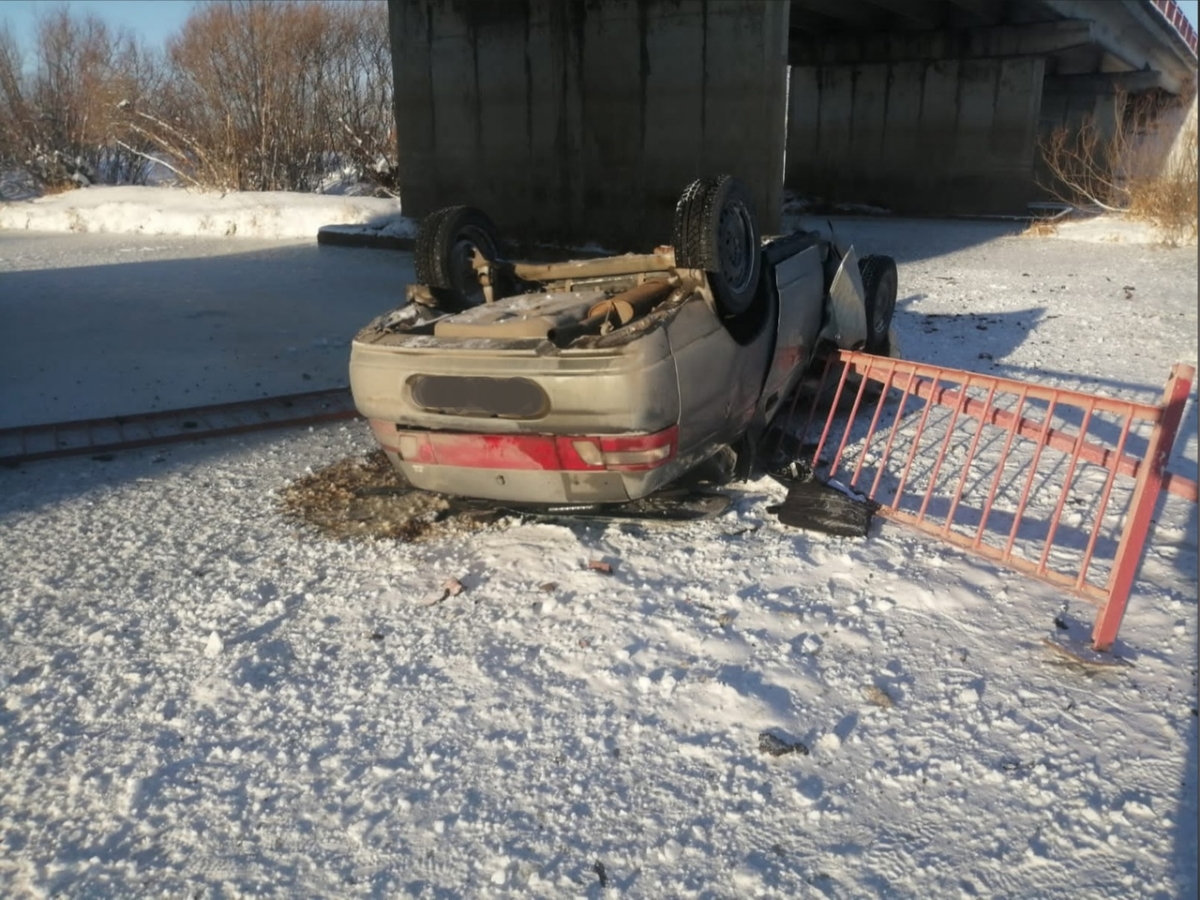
[858,254,897,354]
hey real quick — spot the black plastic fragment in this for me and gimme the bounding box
[766,471,876,538]
[758,732,809,757]
[480,488,732,523]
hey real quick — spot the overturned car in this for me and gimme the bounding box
[348,175,897,505]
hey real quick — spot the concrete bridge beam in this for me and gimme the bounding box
[390,0,789,252]
[785,57,1047,215]
[788,20,1096,66]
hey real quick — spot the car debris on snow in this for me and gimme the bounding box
[419,577,466,607]
[863,685,894,709]
[758,732,810,757]
[766,464,877,538]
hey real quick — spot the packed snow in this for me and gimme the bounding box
[0,184,412,242]
[0,190,1197,898]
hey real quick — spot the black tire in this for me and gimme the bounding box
[858,254,897,354]
[673,175,762,317]
[414,206,500,304]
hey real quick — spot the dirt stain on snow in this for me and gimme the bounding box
[278,450,494,542]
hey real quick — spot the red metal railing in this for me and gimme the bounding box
[1151,0,1199,55]
[788,352,1195,652]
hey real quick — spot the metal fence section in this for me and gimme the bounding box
[1151,0,1199,55]
[786,351,1195,652]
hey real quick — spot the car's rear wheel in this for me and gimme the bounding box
[673,175,762,317]
[858,254,897,354]
[414,206,501,305]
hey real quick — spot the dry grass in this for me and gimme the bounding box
[1021,220,1059,238]
[864,685,894,709]
[37,181,82,196]
[1128,119,1198,246]
[1039,87,1198,245]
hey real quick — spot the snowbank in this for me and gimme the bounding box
[1047,214,1195,245]
[0,184,413,240]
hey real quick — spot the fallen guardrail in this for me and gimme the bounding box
[785,351,1195,654]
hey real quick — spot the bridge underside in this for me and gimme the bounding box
[389,0,1196,249]
[785,0,1197,215]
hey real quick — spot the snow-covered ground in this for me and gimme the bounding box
[0,198,1197,898]
[3,182,1183,250]
[0,184,411,241]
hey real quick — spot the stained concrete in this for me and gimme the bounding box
[390,0,788,252]
[390,0,1194,231]
[785,58,1046,215]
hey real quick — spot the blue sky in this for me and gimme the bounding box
[1,1,198,52]
[1,0,1198,54]
[1182,0,1199,27]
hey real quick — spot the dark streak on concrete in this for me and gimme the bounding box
[880,62,892,158]
[700,0,708,172]
[425,3,438,199]
[523,0,534,160]
[637,0,651,242]
[848,66,859,151]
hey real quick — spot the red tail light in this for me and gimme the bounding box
[375,423,678,473]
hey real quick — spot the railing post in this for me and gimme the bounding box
[1092,364,1195,651]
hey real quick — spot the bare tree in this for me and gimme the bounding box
[4,1,396,194]
[0,25,32,172]
[321,0,397,194]
[0,8,164,188]
[146,0,394,193]
[1039,86,1197,243]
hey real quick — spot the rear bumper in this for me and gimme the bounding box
[369,420,687,503]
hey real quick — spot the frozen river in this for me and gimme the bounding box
[0,233,412,428]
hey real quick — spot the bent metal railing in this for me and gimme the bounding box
[786,352,1195,652]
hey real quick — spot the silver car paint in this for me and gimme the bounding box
[348,242,871,504]
[825,246,868,349]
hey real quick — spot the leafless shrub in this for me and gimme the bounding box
[0,9,163,188]
[2,1,395,195]
[133,0,395,194]
[1127,104,1197,245]
[1039,86,1198,243]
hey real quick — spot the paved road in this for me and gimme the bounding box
[0,233,413,428]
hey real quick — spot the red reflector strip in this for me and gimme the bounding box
[429,433,569,470]
[392,426,678,472]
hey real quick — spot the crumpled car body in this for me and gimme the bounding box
[349,226,892,506]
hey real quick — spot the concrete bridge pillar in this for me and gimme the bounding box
[785,57,1046,215]
[390,0,789,252]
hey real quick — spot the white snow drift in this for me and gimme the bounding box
[0,184,413,240]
